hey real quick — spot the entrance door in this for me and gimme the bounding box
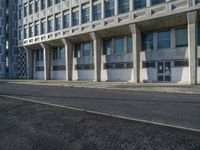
[157,61,171,82]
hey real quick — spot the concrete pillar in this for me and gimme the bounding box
[101,0,105,19]
[62,38,73,81]
[114,0,118,15]
[40,43,51,80]
[129,24,141,83]
[25,48,33,79]
[187,11,197,85]
[147,0,151,7]
[90,32,102,82]
[89,0,93,22]
[130,0,133,11]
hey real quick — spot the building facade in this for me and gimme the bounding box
[0,0,20,78]
[18,0,200,84]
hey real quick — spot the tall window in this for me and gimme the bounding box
[93,4,101,21]
[72,11,79,26]
[82,7,90,23]
[134,0,146,10]
[53,47,65,60]
[127,37,132,53]
[19,27,23,40]
[55,0,61,4]
[176,28,188,47]
[24,5,28,17]
[41,20,46,34]
[158,31,171,49]
[142,33,153,51]
[115,37,124,54]
[83,43,92,56]
[151,0,165,6]
[74,44,81,58]
[24,26,28,39]
[35,23,40,36]
[47,0,53,7]
[118,0,129,14]
[198,26,200,45]
[104,0,114,18]
[29,3,34,15]
[29,25,34,37]
[41,0,46,10]
[103,39,112,55]
[63,14,69,28]
[35,0,39,12]
[19,7,22,19]
[36,50,43,61]
[55,16,61,31]
[47,18,53,32]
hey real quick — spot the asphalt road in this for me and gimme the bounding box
[0,82,200,131]
[0,96,200,150]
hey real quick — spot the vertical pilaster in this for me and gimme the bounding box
[129,24,141,83]
[114,0,118,15]
[187,11,197,85]
[101,0,105,19]
[130,0,133,11]
[147,0,151,7]
[62,38,73,81]
[90,32,102,82]
[90,0,93,22]
[40,43,51,80]
[25,48,33,79]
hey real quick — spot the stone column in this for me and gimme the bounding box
[62,38,73,81]
[187,11,197,85]
[40,43,51,80]
[147,0,151,7]
[129,24,141,83]
[25,47,33,79]
[114,0,118,15]
[90,32,102,82]
[101,0,105,19]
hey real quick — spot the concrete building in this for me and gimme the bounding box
[18,0,200,84]
[0,0,20,78]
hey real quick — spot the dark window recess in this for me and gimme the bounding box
[174,60,189,67]
[75,64,94,70]
[53,65,65,71]
[142,61,156,68]
[35,66,44,71]
[104,62,133,69]
[198,59,200,66]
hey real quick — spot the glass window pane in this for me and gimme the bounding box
[103,39,112,55]
[72,11,79,26]
[151,0,165,6]
[82,8,90,23]
[134,0,146,10]
[127,37,132,53]
[142,33,153,51]
[104,0,114,18]
[74,44,81,58]
[158,31,171,49]
[93,4,101,21]
[83,43,92,56]
[176,28,188,47]
[115,38,124,54]
[198,26,200,45]
[118,0,129,14]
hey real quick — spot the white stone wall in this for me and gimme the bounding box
[101,69,133,82]
[73,70,94,81]
[51,71,66,80]
[171,67,189,83]
[34,71,44,80]
[140,68,157,83]
[197,67,200,84]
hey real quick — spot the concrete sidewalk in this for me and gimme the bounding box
[0,79,200,95]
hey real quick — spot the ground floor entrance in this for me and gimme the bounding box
[157,61,171,82]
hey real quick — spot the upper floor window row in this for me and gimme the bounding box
[22,0,166,18]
